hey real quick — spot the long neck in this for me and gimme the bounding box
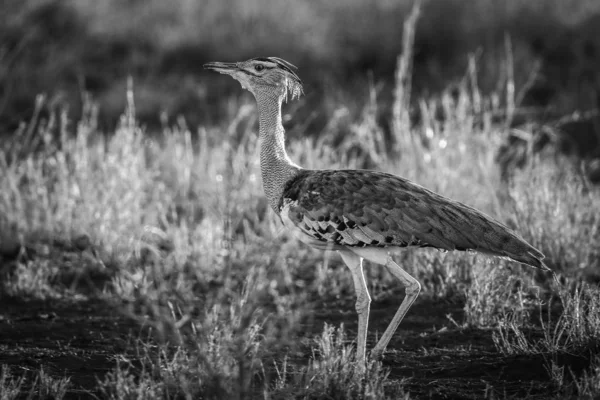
[256,92,300,213]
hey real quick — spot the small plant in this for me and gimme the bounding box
[0,365,23,400]
[463,263,541,328]
[269,324,409,400]
[31,367,71,400]
[569,355,600,398]
[494,283,600,356]
[0,366,70,400]
[98,362,164,400]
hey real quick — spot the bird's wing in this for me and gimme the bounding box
[280,169,547,269]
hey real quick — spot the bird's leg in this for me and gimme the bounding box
[371,256,421,359]
[338,250,371,364]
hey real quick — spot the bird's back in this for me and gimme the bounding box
[279,169,547,269]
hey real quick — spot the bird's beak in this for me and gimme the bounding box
[203,61,238,74]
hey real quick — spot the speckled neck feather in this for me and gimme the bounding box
[256,91,301,213]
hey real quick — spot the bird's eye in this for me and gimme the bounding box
[255,64,265,72]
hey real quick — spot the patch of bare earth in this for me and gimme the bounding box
[0,274,581,399]
[316,296,563,399]
[0,297,139,397]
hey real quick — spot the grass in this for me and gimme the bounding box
[491,284,600,397]
[494,283,600,355]
[1,6,600,400]
[0,365,70,400]
[268,325,409,400]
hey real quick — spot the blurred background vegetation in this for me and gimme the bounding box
[2,0,600,133]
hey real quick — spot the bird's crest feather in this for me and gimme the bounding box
[253,56,303,101]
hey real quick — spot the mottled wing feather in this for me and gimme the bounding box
[280,169,547,269]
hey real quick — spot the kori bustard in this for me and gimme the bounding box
[204,57,549,362]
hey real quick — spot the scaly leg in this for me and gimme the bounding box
[338,250,371,364]
[371,255,420,359]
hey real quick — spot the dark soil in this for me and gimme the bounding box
[315,296,560,399]
[0,288,569,399]
[0,297,139,398]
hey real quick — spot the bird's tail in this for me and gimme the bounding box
[480,235,550,271]
[509,249,550,271]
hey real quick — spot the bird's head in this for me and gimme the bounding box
[204,57,303,102]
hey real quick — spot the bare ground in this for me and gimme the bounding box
[0,287,581,399]
[0,297,138,398]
